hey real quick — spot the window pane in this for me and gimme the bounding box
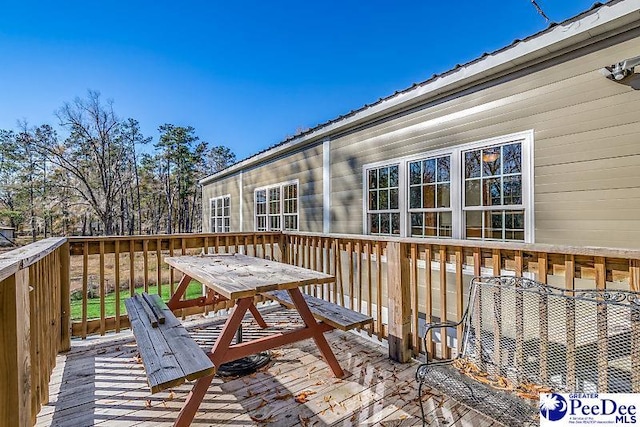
[503,176,522,205]
[465,180,480,206]
[465,211,482,239]
[423,184,435,209]
[380,214,390,234]
[409,161,421,185]
[389,165,399,187]
[370,214,379,234]
[423,159,436,183]
[483,178,502,206]
[391,213,400,235]
[409,187,421,209]
[390,188,399,210]
[437,156,450,182]
[505,210,525,241]
[503,143,522,174]
[369,170,378,189]
[379,190,389,210]
[487,211,503,239]
[437,183,450,208]
[424,212,437,236]
[465,150,481,178]
[482,147,501,176]
[369,191,378,211]
[411,213,423,236]
[439,212,452,237]
[270,216,281,230]
[379,167,389,188]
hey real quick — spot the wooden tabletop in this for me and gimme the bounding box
[164,254,334,300]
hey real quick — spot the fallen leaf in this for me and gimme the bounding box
[274,393,292,401]
[254,398,268,410]
[323,395,332,402]
[299,414,311,427]
[294,390,317,403]
[145,399,151,408]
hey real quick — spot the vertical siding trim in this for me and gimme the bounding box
[239,170,244,232]
[323,138,331,234]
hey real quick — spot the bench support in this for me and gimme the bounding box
[173,287,345,427]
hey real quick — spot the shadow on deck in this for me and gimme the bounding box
[36,307,500,426]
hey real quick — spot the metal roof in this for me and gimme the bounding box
[201,0,637,185]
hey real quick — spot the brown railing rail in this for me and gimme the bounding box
[0,237,70,426]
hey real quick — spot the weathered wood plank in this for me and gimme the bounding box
[124,296,215,394]
[164,254,334,300]
[263,289,373,331]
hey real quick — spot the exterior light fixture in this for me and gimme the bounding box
[601,55,640,82]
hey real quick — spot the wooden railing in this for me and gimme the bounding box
[0,237,70,426]
[68,231,640,365]
[283,232,640,364]
[67,232,283,338]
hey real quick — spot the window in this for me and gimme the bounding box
[366,165,400,235]
[409,155,452,237]
[463,142,524,241]
[254,181,299,231]
[210,196,230,232]
[363,131,533,242]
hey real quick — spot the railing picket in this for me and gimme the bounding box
[156,238,162,298]
[491,249,501,374]
[169,238,175,295]
[472,248,482,368]
[376,241,383,340]
[514,250,524,381]
[595,256,608,391]
[129,239,135,297]
[630,259,640,393]
[538,253,549,383]
[439,247,449,359]
[455,247,464,356]
[411,243,419,355]
[82,241,88,339]
[356,241,362,316]
[348,241,354,309]
[99,240,106,336]
[115,240,121,333]
[565,254,577,390]
[142,239,149,293]
[424,245,435,356]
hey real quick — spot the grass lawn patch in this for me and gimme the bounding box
[70,282,204,321]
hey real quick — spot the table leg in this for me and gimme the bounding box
[288,288,345,377]
[174,374,214,427]
[167,274,192,309]
[248,303,268,328]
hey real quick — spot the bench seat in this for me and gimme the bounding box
[262,290,373,331]
[125,293,215,393]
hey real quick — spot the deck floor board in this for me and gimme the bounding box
[36,308,500,427]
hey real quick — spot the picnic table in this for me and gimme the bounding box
[128,253,371,427]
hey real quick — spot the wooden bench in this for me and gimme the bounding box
[124,293,215,394]
[416,276,640,426]
[262,290,373,331]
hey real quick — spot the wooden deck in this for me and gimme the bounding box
[36,307,500,427]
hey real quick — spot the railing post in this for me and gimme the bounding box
[386,241,411,363]
[0,269,31,426]
[59,240,71,352]
[279,233,290,264]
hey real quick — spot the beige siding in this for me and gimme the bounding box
[329,32,640,248]
[203,29,640,249]
[201,174,241,232]
[240,144,324,232]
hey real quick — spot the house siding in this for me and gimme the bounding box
[240,143,324,232]
[202,21,640,249]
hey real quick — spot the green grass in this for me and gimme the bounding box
[70,282,204,321]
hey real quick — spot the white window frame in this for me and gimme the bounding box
[254,179,299,231]
[362,130,534,242]
[209,195,231,233]
[363,163,403,236]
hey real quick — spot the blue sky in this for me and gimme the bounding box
[0,0,597,160]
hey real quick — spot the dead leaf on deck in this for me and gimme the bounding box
[323,395,332,402]
[299,414,311,426]
[314,380,325,386]
[145,399,152,408]
[294,390,317,403]
[246,389,257,398]
[254,398,268,410]
[167,390,175,401]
